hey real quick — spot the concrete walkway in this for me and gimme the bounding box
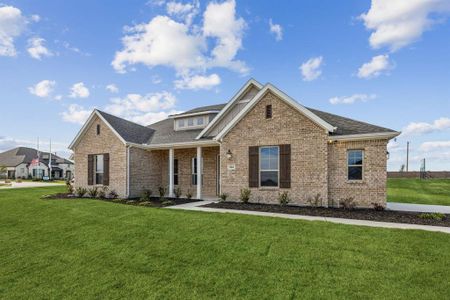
[387,202,450,214]
[0,181,64,189]
[168,201,450,234]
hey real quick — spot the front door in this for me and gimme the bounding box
[216,154,220,195]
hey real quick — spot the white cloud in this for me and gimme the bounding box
[0,5,27,57]
[329,93,376,105]
[28,80,56,98]
[61,104,92,124]
[30,14,40,22]
[174,73,220,90]
[54,94,63,101]
[112,0,247,81]
[300,56,323,81]
[27,37,53,60]
[357,54,392,79]
[402,117,450,135]
[131,110,181,126]
[269,19,283,41]
[152,75,162,84]
[106,84,119,93]
[166,0,199,26]
[105,91,177,125]
[360,0,450,51]
[69,82,90,98]
[419,141,450,152]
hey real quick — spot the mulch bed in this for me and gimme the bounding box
[42,193,199,208]
[203,202,450,227]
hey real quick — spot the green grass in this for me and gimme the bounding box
[388,178,450,206]
[1,187,449,299]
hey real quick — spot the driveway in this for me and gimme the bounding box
[0,181,64,189]
[387,202,450,214]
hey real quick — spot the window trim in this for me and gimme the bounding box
[94,154,104,185]
[347,149,364,181]
[259,145,279,188]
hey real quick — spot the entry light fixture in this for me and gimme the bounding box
[226,149,233,160]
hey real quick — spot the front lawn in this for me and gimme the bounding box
[1,187,449,299]
[388,178,450,206]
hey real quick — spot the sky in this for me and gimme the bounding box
[0,0,449,171]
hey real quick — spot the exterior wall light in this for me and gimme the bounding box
[226,149,233,160]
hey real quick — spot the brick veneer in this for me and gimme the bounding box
[128,147,163,198]
[73,115,127,197]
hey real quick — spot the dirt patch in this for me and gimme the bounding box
[203,202,450,227]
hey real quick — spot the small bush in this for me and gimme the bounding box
[174,187,182,198]
[161,200,175,206]
[75,187,87,197]
[15,178,22,183]
[5,179,11,183]
[307,193,322,207]
[339,197,355,210]
[372,202,385,211]
[87,187,98,198]
[108,189,118,199]
[140,189,152,201]
[97,186,108,199]
[240,188,251,203]
[66,181,74,194]
[139,201,154,207]
[219,193,228,202]
[278,191,290,206]
[158,186,167,198]
[185,189,192,200]
[418,213,445,221]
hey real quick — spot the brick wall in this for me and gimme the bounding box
[128,147,163,198]
[328,140,388,208]
[73,115,127,197]
[220,91,329,205]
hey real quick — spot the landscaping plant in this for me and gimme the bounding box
[372,202,385,211]
[219,193,228,202]
[240,188,251,203]
[87,187,98,198]
[418,213,445,221]
[75,187,87,198]
[339,197,356,210]
[278,191,290,206]
[108,189,118,199]
[307,193,322,207]
[174,187,182,198]
[97,186,108,199]
[158,186,167,198]
[140,189,152,201]
[186,189,192,199]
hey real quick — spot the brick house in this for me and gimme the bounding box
[69,79,400,208]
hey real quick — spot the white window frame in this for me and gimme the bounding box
[178,119,185,128]
[259,146,279,187]
[94,154,104,185]
[191,157,203,186]
[347,149,364,181]
[174,116,209,130]
[196,117,204,125]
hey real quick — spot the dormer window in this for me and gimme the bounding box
[178,119,185,128]
[174,114,211,131]
[188,118,194,126]
[197,117,204,125]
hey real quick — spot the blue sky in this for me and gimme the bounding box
[0,0,449,171]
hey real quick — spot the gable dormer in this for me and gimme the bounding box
[171,104,224,131]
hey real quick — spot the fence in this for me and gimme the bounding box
[388,171,450,179]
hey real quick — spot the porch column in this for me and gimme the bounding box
[196,146,202,199]
[169,148,174,197]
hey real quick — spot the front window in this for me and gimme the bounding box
[191,157,203,185]
[95,154,104,184]
[178,119,185,128]
[196,117,204,125]
[347,150,363,180]
[174,159,179,185]
[260,146,279,187]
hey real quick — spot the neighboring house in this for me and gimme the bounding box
[0,147,74,180]
[69,79,400,208]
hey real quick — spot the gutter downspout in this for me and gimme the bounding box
[126,145,131,198]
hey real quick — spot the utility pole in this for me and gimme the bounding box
[406,141,410,172]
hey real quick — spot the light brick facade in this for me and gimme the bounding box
[73,115,127,197]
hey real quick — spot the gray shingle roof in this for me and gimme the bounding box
[97,110,155,144]
[306,107,396,135]
[96,99,396,147]
[0,147,73,167]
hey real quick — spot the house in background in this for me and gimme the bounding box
[69,79,400,208]
[0,147,74,180]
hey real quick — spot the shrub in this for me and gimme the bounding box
[158,186,167,198]
[139,201,153,207]
[339,197,355,210]
[97,186,108,199]
[75,187,87,198]
[15,178,22,183]
[239,188,251,203]
[278,191,290,206]
[372,202,385,211]
[140,189,152,201]
[418,213,445,221]
[185,189,192,200]
[307,193,322,207]
[161,200,175,206]
[66,181,74,194]
[219,193,228,202]
[108,189,118,199]
[174,187,182,198]
[5,179,11,183]
[87,187,98,198]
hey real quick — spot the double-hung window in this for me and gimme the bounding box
[260,146,279,187]
[191,157,203,185]
[347,150,363,180]
[94,154,104,184]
